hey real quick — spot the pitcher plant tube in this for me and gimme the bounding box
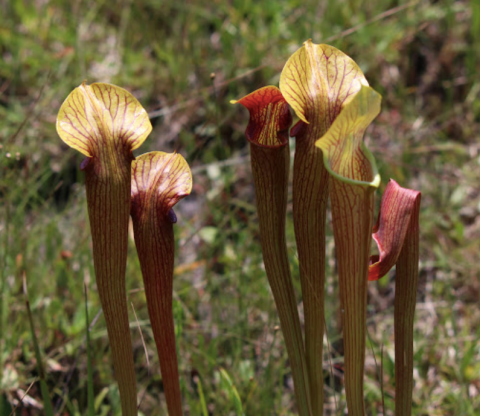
[56,82,152,416]
[232,86,313,416]
[368,179,421,416]
[279,40,370,415]
[314,84,381,416]
[131,151,192,416]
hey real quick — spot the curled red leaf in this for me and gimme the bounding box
[369,179,421,281]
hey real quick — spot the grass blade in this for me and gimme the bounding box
[194,376,209,416]
[23,273,54,416]
[0,200,10,416]
[219,368,244,416]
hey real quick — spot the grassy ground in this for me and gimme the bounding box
[1,0,479,414]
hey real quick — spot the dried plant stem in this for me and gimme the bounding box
[394,197,420,416]
[250,144,312,416]
[23,273,54,416]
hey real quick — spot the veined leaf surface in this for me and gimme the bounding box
[315,84,381,188]
[57,82,152,157]
[131,151,192,218]
[280,40,367,129]
[231,86,291,148]
[369,180,422,281]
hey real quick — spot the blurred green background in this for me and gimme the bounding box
[1,0,479,414]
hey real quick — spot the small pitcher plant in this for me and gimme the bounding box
[131,151,192,416]
[234,40,421,415]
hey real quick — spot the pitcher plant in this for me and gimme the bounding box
[57,82,152,415]
[233,39,421,416]
[232,86,313,416]
[131,151,192,416]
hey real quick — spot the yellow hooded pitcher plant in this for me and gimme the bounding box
[232,86,313,416]
[56,82,152,416]
[280,40,377,416]
[130,151,192,416]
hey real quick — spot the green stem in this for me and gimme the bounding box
[0,198,9,412]
[250,144,312,416]
[24,274,54,416]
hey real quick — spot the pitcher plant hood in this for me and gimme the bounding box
[57,81,151,159]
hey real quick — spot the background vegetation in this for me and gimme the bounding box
[1,0,479,414]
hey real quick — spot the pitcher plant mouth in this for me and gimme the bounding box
[56,82,152,416]
[131,151,192,416]
[131,151,192,220]
[230,86,291,149]
[315,84,382,188]
[368,179,421,281]
[232,86,313,416]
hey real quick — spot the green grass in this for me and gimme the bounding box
[1,0,479,414]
